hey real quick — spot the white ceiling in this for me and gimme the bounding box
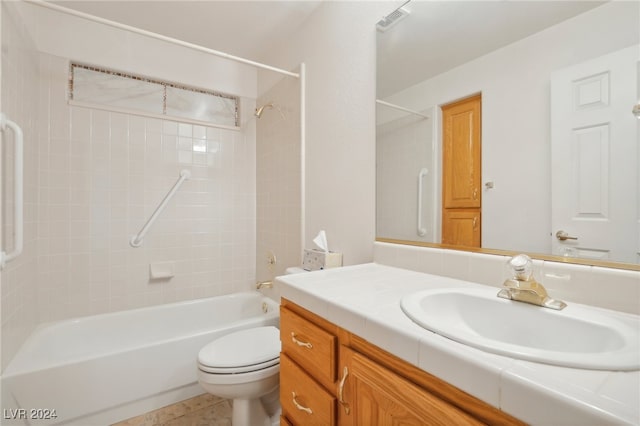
[50,0,323,62]
[377,1,606,97]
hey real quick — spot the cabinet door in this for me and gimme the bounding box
[339,346,482,426]
[442,94,481,209]
[442,209,480,247]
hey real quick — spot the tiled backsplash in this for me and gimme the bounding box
[374,241,640,315]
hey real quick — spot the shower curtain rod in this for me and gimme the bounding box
[27,0,300,79]
[376,99,429,119]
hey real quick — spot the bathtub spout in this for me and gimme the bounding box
[256,280,273,290]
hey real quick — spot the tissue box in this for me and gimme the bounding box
[302,249,343,271]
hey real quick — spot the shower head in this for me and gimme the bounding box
[254,102,286,120]
[255,103,274,118]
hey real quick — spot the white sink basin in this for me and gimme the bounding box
[400,287,640,370]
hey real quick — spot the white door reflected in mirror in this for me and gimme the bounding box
[551,46,638,264]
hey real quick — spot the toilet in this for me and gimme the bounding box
[197,325,281,426]
[197,268,308,425]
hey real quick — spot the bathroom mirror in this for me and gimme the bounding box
[376,1,640,269]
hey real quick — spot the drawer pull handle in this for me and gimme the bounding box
[291,332,313,349]
[292,392,313,414]
[338,366,350,414]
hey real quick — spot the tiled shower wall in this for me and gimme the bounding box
[1,9,259,368]
[36,54,257,322]
[1,1,40,371]
[376,113,434,243]
[256,74,301,284]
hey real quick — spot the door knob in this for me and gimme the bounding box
[556,230,578,241]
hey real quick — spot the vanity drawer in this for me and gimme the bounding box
[280,353,336,426]
[280,306,337,384]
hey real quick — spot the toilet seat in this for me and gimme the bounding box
[199,357,279,374]
[198,326,280,375]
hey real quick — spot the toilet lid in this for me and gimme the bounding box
[198,326,280,372]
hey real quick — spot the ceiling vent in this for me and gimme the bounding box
[376,7,410,32]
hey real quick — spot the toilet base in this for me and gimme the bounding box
[260,387,280,419]
[232,398,271,426]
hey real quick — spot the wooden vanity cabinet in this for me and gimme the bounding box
[280,299,524,426]
[339,346,482,426]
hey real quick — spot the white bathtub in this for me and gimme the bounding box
[1,292,279,425]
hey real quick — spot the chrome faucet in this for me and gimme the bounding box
[497,254,567,310]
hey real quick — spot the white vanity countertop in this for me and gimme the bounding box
[276,263,640,425]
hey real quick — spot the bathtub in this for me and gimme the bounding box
[1,292,279,425]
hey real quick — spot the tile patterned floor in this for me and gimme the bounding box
[111,394,232,426]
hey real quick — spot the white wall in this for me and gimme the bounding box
[260,1,392,266]
[381,1,639,255]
